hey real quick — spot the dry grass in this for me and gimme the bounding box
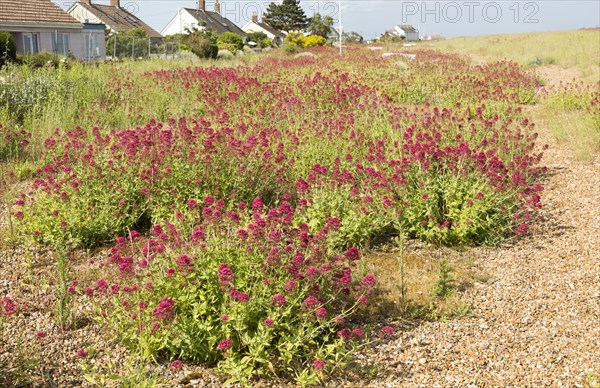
[421,29,600,83]
[417,29,600,162]
[529,107,600,163]
[361,243,488,322]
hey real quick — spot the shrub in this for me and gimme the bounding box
[284,32,305,49]
[217,32,243,53]
[261,38,273,48]
[20,51,62,68]
[246,32,268,47]
[187,35,218,59]
[0,31,16,66]
[0,124,31,162]
[303,35,326,48]
[86,200,372,384]
[0,69,76,123]
[218,44,238,55]
[217,49,235,60]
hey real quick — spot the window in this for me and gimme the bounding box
[52,32,70,56]
[85,32,100,60]
[23,33,40,54]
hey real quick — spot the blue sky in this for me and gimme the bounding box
[55,1,600,40]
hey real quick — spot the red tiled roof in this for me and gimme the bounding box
[0,0,81,26]
[77,2,161,38]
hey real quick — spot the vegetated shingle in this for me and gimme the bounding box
[0,0,81,26]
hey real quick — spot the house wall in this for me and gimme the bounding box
[161,10,203,36]
[69,4,106,28]
[242,22,277,40]
[4,26,105,61]
[405,32,419,41]
[80,29,106,61]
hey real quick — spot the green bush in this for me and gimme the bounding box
[217,44,239,56]
[90,202,370,385]
[217,49,235,60]
[217,32,243,52]
[0,31,16,66]
[187,35,218,59]
[246,32,272,48]
[19,51,67,69]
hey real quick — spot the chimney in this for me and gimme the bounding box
[198,0,205,12]
[252,12,258,23]
[81,0,91,4]
[214,0,220,15]
[110,0,120,7]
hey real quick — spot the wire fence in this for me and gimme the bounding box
[106,35,184,60]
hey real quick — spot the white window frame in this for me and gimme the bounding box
[85,32,100,60]
[23,32,40,54]
[52,32,70,56]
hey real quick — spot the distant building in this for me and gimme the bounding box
[384,24,420,42]
[161,0,245,36]
[0,0,105,61]
[68,0,162,39]
[242,13,286,45]
[327,26,340,42]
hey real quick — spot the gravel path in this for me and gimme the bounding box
[1,103,599,387]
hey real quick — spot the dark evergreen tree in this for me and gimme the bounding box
[263,0,308,32]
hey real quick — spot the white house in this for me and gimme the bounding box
[68,0,162,39]
[242,13,286,45]
[161,0,244,36]
[385,24,420,42]
[0,0,105,61]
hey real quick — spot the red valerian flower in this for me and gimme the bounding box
[271,294,286,307]
[263,318,274,326]
[312,359,326,371]
[302,296,321,310]
[337,328,352,340]
[315,307,328,320]
[169,360,183,370]
[218,264,234,286]
[343,247,360,261]
[360,274,376,289]
[229,289,249,303]
[217,338,233,351]
[380,325,394,337]
[151,296,176,320]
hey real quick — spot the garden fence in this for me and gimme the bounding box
[106,35,184,60]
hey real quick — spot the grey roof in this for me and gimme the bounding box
[76,2,161,38]
[398,24,418,33]
[256,21,286,39]
[184,8,245,36]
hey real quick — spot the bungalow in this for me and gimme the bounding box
[327,26,340,42]
[0,0,105,61]
[161,0,245,36]
[385,24,420,42]
[242,13,286,45]
[68,0,162,39]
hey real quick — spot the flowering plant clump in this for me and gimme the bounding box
[12,48,544,249]
[85,198,373,383]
